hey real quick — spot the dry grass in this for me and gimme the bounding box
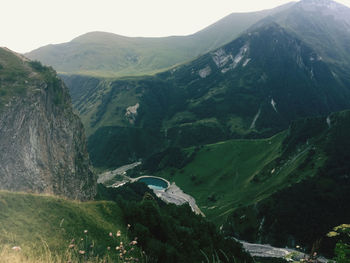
[0,227,143,263]
[0,240,143,263]
[0,245,59,263]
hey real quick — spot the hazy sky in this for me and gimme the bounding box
[1,0,349,53]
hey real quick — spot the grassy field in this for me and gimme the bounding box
[156,131,325,222]
[0,191,139,262]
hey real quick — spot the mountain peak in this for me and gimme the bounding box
[301,0,332,4]
[299,0,345,10]
[297,0,350,24]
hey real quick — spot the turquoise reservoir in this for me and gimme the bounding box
[138,177,168,190]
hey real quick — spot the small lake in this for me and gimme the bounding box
[138,177,169,190]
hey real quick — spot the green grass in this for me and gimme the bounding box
[155,131,325,223]
[0,48,32,108]
[0,191,130,258]
[0,48,69,110]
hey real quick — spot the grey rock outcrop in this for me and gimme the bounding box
[0,48,96,200]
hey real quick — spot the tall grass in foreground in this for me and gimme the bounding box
[0,227,144,263]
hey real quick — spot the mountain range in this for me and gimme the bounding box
[1,0,350,261]
[45,0,350,169]
[26,3,293,77]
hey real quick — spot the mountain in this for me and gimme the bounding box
[0,47,96,200]
[144,109,350,255]
[63,21,350,168]
[25,3,294,77]
[269,0,350,85]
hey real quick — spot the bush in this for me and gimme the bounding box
[97,183,253,263]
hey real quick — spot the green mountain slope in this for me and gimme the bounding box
[63,22,350,168]
[149,127,324,223]
[0,184,252,263]
[224,110,350,255]
[25,3,294,77]
[0,191,128,260]
[147,110,350,255]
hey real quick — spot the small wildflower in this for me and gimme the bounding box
[130,240,137,245]
[116,230,121,237]
[127,224,131,228]
[107,246,111,251]
[78,250,85,255]
[80,238,84,241]
[68,244,75,249]
[109,232,113,237]
[120,241,123,245]
[123,249,127,254]
[116,246,120,251]
[84,230,88,234]
[11,246,21,251]
[70,239,75,243]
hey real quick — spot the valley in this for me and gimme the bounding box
[1,0,350,262]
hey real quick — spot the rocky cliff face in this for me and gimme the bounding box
[0,47,96,200]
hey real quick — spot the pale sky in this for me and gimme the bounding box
[1,0,350,53]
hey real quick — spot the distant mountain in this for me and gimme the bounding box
[269,0,350,85]
[0,47,95,200]
[25,3,294,77]
[63,20,350,168]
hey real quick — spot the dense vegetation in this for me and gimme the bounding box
[97,183,253,263]
[328,224,350,263]
[222,111,350,255]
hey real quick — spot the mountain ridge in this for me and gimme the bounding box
[25,2,295,77]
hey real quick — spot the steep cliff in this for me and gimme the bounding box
[0,47,96,200]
